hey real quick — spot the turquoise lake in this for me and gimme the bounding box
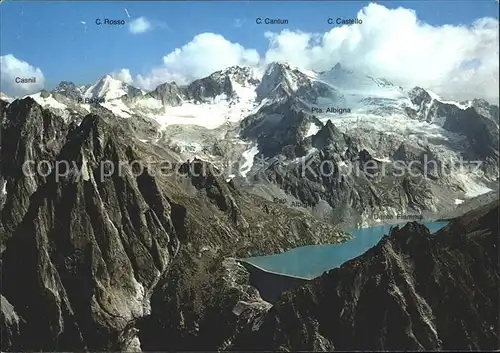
[244,221,449,279]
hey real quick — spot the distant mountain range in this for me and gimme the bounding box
[1,61,498,227]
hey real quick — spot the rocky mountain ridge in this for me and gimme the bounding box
[0,97,348,351]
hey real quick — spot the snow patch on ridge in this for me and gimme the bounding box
[240,145,260,177]
[81,104,91,113]
[1,179,7,200]
[29,92,68,110]
[374,156,392,163]
[425,89,471,110]
[454,172,493,198]
[305,123,321,138]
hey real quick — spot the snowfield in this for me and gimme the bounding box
[317,112,459,144]
[29,92,68,110]
[101,99,133,118]
[132,77,258,130]
[145,95,256,129]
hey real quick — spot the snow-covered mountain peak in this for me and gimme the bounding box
[83,75,138,101]
[263,61,314,79]
[257,62,314,102]
[255,61,341,106]
[329,62,354,75]
[408,86,433,105]
[266,61,291,72]
[54,81,78,92]
[148,81,185,106]
[181,65,261,104]
[210,65,261,87]
[317,63,403,101]
[320,63,365,86]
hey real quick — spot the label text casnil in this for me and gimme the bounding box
[15,77,36,84]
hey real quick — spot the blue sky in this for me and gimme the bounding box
[0,0,499,101]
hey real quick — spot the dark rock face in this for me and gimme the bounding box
[470,99,499,126]
[52,81,84,101]
[1,99,179,351]
[185,73,235,102]
[135,157,348,351]
[0,99,9,115]
[184,66,258,102]
[441,106,499,165]
[231,200,500,351]
[148,82,185,106]
[256,62,341,104]
[408,86,432,107]
[0,98,347,351]
[241,97,322,158]
[311,120,346,151]
[1,98,70,232]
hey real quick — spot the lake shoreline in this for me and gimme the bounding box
[239,220,449,303]
[243,220,449,279]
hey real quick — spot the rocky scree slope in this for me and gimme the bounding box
[231,199,500,351]
[0,97,348,351]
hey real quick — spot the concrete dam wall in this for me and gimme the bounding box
[239,260,311,303]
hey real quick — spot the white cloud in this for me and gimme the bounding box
[129,16,152,34]
[0,54,45,96]
[111,68,133,84]
[123,3,498,103]
[135,33,260,90]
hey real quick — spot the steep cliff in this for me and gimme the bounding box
[0,98,347,351]
[232,200,499,351]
